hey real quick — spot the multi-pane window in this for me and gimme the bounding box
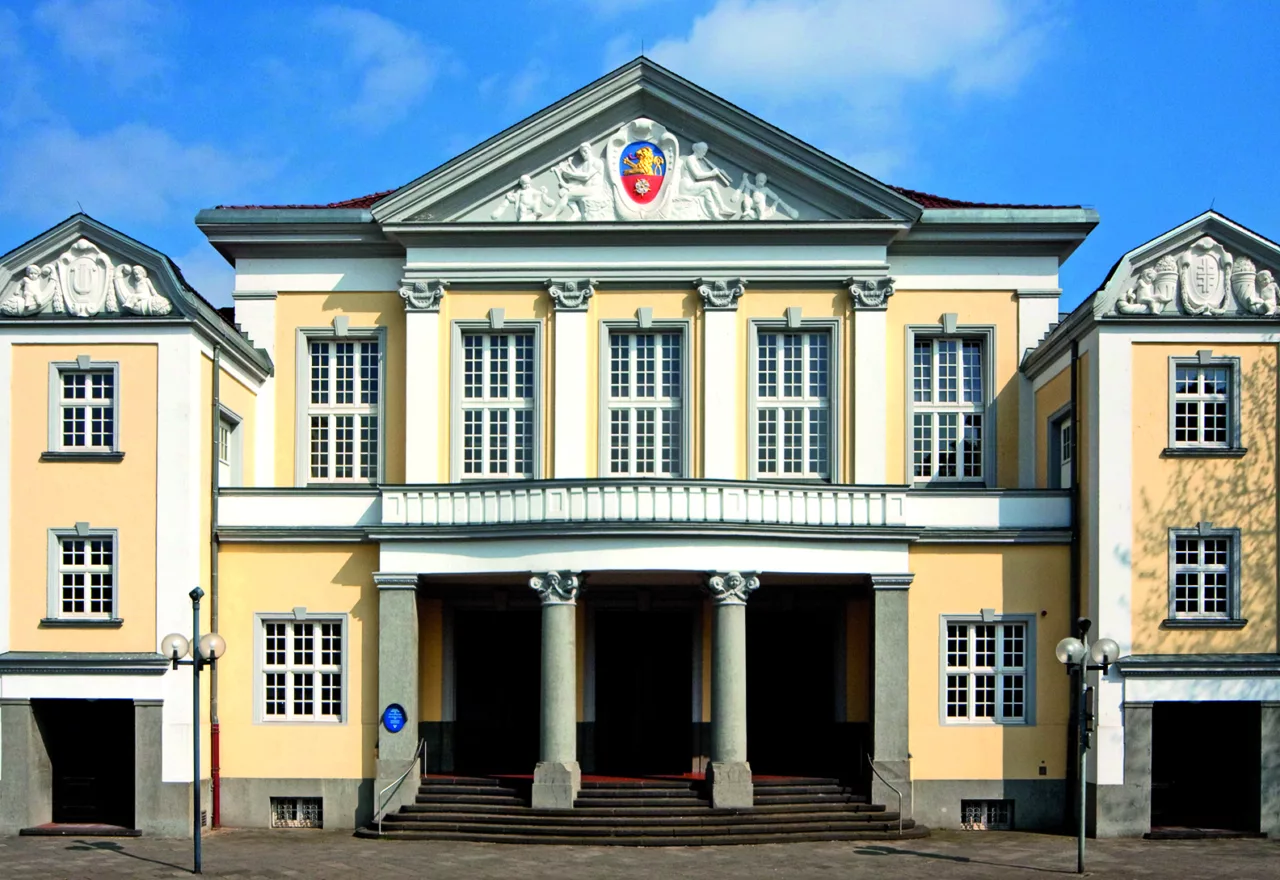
[461,331,536,477]
[262,619,344,722]
[944,620,1029,724]
[1172,535,1231,618]
[607,331,684,477]
[308,338,379,482]
[755,329,831,479]
[913,337,984,482]
[59,369,115,450]
[58,534,114,618]
[1172,364,1230,448]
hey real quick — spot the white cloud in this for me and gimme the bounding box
[33,0,174,88]
[0,123,277,224]
[174,243,234,307]
[311,6,437,129]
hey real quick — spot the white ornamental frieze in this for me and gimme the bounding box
[488,120,802,223]
[0,238,171,318]
[1115,236,1279,317]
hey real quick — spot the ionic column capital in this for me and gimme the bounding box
[705,571,760,606]
[399,278,447,312]
[547,279,596,311]
[529,571,581,605]
[696,277,747,311]
[847,275,895,310]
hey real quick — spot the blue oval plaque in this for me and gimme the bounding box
[382,703,407,733]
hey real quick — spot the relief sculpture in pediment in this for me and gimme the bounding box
[1114,237,1279,317]
[0,238,171,318]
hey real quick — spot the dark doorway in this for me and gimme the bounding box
[34,699,134,827]
[747,607,840,777]
[594,610,693,775]
[452,609,541,774]
[1151,701,1260,831]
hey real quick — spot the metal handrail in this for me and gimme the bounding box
[377,738,426,835]
[865,754,903,835]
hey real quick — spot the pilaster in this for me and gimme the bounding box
[1015,288,1061,487]
[848,276,893,484]
[0,699,51,832]
[400,280,445,483]
[1092,701,1152,837]
[698,279,744,479]
[232,291,277,486]
[374,572,420,813]
[530,571,581,809]
[870,573,913,815]
[1261,702,1280,837]
[549,280,594,479]
[705,571,759,808]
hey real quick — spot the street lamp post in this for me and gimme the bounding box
[1055,617,1119,876]
[161,587,226,876]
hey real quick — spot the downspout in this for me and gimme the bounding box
[211,344,222,828]
[1065,337,1081,831]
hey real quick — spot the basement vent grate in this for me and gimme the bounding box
[960,799,1013,831]
[270,796,323,828]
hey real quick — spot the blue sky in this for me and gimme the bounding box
[1,0,1276,309]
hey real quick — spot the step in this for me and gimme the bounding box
[752,777,842,787]
[359,824,929,845]
[754,793,867,805]
[418,784,524,798]
[553,802,881,818]
[421,775,510,787]
[387,809,905,828]
[412,794,526,807]
[577,786,701,798]
[581,778,698,790]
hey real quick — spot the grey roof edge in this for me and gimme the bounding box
[194,208,375,225]
[917,207,1100,225]
[0,651,169,675]
[1115,652,1280,678]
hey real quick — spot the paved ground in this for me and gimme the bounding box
[1,829,1277,879]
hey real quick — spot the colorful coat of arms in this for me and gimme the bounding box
[619,141,666,204]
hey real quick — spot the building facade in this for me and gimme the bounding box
[0,60,1275,837]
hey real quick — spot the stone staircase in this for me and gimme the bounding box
[360,774,927,844]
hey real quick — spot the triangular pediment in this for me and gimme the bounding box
[374,59,921,226]
[1096,212,1280,319]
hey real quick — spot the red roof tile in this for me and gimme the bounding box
[889,185,1080,210]
[214,188,399,210]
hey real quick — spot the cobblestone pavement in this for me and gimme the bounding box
[1,829,1277,879]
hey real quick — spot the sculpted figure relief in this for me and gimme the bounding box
[1113,239,1280,318]
[492,174,556,222]
[0,264,60,316]
[735,172,799,220]
[550,142,610,221]
[677,142,735,219]
[1,238,177,319]
[115,265,172,316]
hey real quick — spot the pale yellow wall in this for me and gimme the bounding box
[1034,366,1071,488]
[886,291,1021,487]
[10,344,158,652]
[217,543,379,779]
[217,361,257,486]
[1129,342,1278,654]
[845,596,870,723]
[273,293,406,485]
[908,544,1071,781]
[418,598,443,722]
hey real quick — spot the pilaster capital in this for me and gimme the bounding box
[869,573,914,591]
[705,571,760,606]
[374,572,420,591]
[847,276,895,310]
[529,571,581,605]
[696,277,747,311]
[399,279,446,312]
[547,279,596,311]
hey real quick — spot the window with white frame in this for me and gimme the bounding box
[754,329,831,479]
[56,366,116,451]
[217,409,242,488]
[460,330,536,477]
[943,619,1030,724]
[1050,409,1073,490]
[1168,524,1242,623]
[1169,354,1242,453]
[57,532,115,619]
[912,336,986,482]
[307,338,380,482]
[606,330,684,477]
[262,618,344,722]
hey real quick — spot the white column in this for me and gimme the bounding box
[698,279,744,479]
[705,571,759,809]
[400,280,446,483]
[1016,289,1062,487]
[849,277,894,484]
[232,291,277,487]
[529,571,581,809]
[549,280,593,479]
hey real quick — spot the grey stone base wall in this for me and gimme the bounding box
[218,778,373,830]
[913,779,1066,830]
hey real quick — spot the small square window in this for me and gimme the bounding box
[1166,525,1244,627]
[260,617,345,722]
[942,618,1033,725]
[47,360,121,457]
[1166,354,1244,456]
[46,527,119,624]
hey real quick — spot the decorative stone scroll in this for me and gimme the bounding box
[697,277,747,310]
[399,279,446,312]
[0,238,172,318]
[847,276,895,309]
[1115,236,1279,317]
[705,571,760,606]
[547,279,595,311]
[529,571,580,605]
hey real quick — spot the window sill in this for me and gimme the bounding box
[40,617,124,628]
[941,720,1032,728]
[41,451,125,462]
[1161,617,1248,629]
[1161,447,1247,459]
